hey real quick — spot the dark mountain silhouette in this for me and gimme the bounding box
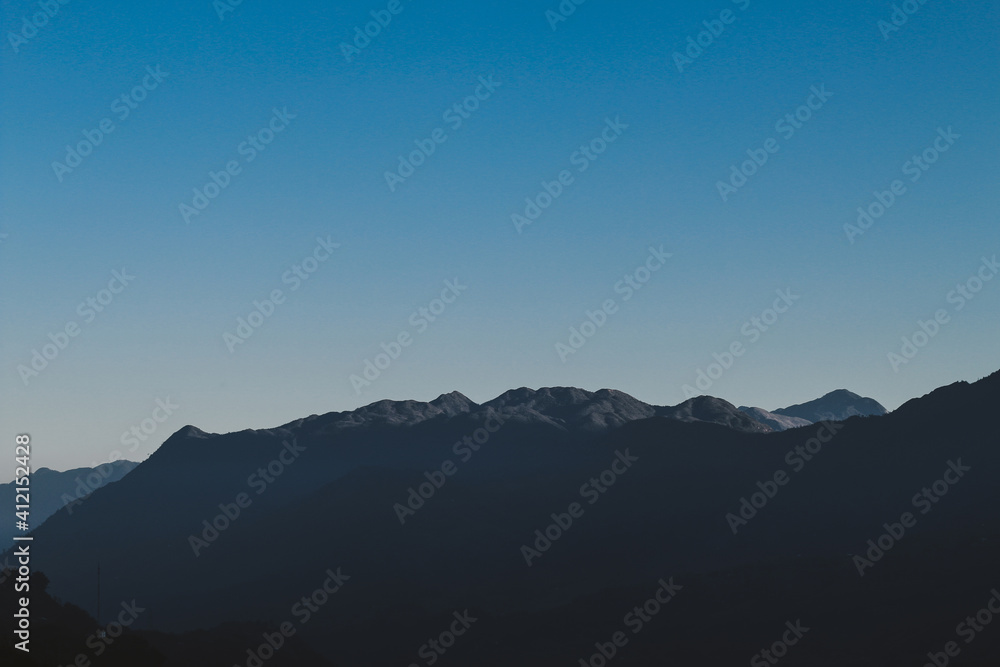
[0,569,335,667]
[773,389,887,422]
[4,374,998,665]
[0,570,161,667]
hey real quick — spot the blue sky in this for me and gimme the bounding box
[2,0,998,477]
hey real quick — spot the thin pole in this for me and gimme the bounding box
[96,561,101,626]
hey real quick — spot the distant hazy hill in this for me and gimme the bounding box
[738,390,887,431]
[737,406,814,431]
[0,460,137,544]
[773,389,888,422]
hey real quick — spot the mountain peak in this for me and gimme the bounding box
[429,391,478,414]
[821,389,862,400]
[773,390,886,422]
[486,386,596,406]
[658,396,772,433]
[485,386,672,431]
[325,394,476,430]
[175,425,211,439]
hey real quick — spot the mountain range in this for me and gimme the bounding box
[274,385,886,436]
[5,377,997,666]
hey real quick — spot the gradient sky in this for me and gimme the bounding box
[2,0,998,479]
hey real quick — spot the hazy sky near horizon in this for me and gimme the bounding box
[2,0,998,478]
